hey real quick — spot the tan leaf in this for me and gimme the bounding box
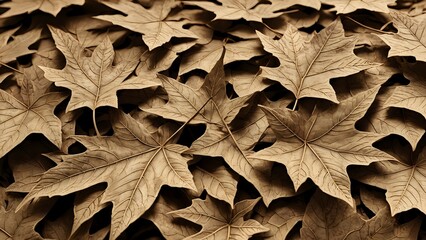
[171,196,269,239]
[0,28,41,64]
[192,159,239,207]
[254,199,305,240]
[18,111,196,239]
[183,0,282,22]
[252,87,393,205]
[0,68,66,159]
[258,19,377,104]
[0,0,84,17]
[226,63,271,96]
[377,11,426,62]
[385,63,426,119]
[96,0,198,50]
[321,0,395,14]
[143,188,199,240]
[41,26,159,112]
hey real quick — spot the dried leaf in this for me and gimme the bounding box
[321,0,395,14]
[19,111,196,239]
[171,196,269,239]
[0,0,84,17]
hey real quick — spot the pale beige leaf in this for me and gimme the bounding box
[183,0,282,22]
[71,185,109,236]
[171,196,269,240]
[0,0,84,17]
[385,63,426,119]
[143,189,199,240]
[179,39,263,75]
[252,87,394,205]
[254,199,305,240]
[226,63,271,96]
[18,111,196,239]
[0,28,41,64]
[192,160,239,207]
[377,11,426,62]
[42,26,159,112]
[258,19,377,103]
[270,0,321,10]
[321,0,395,14]
[96,0,197,50]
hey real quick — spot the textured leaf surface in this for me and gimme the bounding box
[19,111,196,239]
[96,0,198,50]
[377,11,426,62]
[252,87,393,205]
[321,0,394,14]
[258,19,376,104]
[0,28,41,64]
[0,0,84,17]
[42,26,158,112]
[183,0,282,22]
[172,196,269,240]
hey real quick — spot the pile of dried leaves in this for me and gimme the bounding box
[1,0,426,239]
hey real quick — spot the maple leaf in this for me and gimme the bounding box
[96,0,198,50]
[253,199,305,240]
[0,67,66,159]
[257,19,377,106]
[377,11,426,62]
[191,159,239,207]
[18,110,196,239]
[0,188,53,240]
[0,0,84,17]
[251,86,393,205]
[143,188,199,240]
[183,0,282,22]
[301,190,421,239]
[321,0,395,14]
[171,196,269,239]
[384,62,426,120]
[41,26,158,112]
[0,28,41,65]
[146,54,297,204]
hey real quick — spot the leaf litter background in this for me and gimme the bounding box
[1,0,426,239]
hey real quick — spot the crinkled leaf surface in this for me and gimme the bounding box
[183,0,282,22]
[321,0,395,14]
[41,26,158,112]
[258,19,377,104]
[0,67,66,159]
[19,110,196,239]
[0,28,41,64]
[0,0,84,17]
[252,87,393,205]
[96,0,198,50]
[377,11,426,62]
[171,196,269,240]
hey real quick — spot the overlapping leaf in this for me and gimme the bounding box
[171,196,269,239]
[252,87,393,205]
[0,0,84,17]
[19,111,196,239]
[258,19,377,105]
[96,0,198,50]
[41,26,158,112]
[321,0,395,14]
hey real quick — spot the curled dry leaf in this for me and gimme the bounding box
[0,0,84,17]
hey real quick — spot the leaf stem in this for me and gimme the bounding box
[292,98,298,111]
[93,109,100,136]
[0,61,23,74]
[344,16,392,34]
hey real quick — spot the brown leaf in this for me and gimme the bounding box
[183,0,282,22]
[258,19,377,105]
[171,196,269,239]
[0,0,84,17]
[0,28,41,64]
[18,111,196,239]
[377,11,426,62]
[252,86,393,205]
[96,0,198,50]
[41,26,159,112]
[321,0,395,14]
